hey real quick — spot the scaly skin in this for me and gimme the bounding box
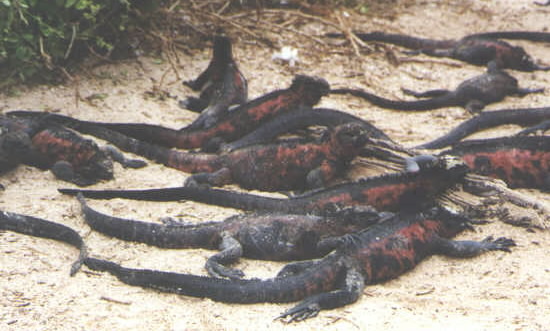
[0,115,146,186]
[9,75,330,151]
[0,115,44,173]
[0,210,87,276]
[442,136,550,190]
[28,127,114,184]
[41,122,370,191]
[326,31,550,71]
[0,131,33,173]
[130,122,371,191]
[467,31,550,43]
[416,107,550,149]
[331,62,544,113]
[59,155,470,214]
[77,194,383,279]
[180,35,248,130]
[81,206,515,322]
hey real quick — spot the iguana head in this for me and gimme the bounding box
[290,75,330,105]
[79,150,114,182]
[508,46,550,71]
[333,122,370,149]
[212,34,233,63]
[423,205,475,238]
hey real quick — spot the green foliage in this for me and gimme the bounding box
[0,0,151,85]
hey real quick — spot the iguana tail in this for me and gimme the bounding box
[77,194,220,249]
[60,186,292,212]
[0,210,87,276]
[83,255,339,303]
[331,88,457,111]
[417,107,550,149]
[467,31,550,42]
[326,31,454,50]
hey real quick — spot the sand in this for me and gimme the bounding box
[1,1,549,330]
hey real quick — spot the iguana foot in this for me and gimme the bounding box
[277,301,320,323]
[178,97,207,112]
[206,264,245,280]
[480,236,516,252]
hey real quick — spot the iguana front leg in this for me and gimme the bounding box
[465,99,486,114]
[306,160,341,190]
[101,145,147,169]
[51,161,96,186]
[178,96,209,112]
[183,168,232,188]
[205,233,245,279]
[183,65,213,91]
[515,87,545,97]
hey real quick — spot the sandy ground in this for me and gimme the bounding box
[1,1,550,330]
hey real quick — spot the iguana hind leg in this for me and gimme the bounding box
[205,233,244,279]
[433,235,516,257]
[277,267,365,323]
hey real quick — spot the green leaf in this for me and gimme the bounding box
[22,33,34,41]
[359,5,369,14]
[65,0,79,8]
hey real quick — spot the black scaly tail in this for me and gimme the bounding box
[330,88,457,111]
[0,211,87,276]
[325,31,454,50]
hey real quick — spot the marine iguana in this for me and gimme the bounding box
[0,210,87,276]
[58,122,372,191]
[330,62,544,113]
[326,31,550,71]
[0,115,146,186]
[77,194,385,279]
[59,155,470,215]
[416,107,550,149]
[180,34,248,130]
[81,206,515,322]
[9,75,330,152]
[442,136,550,190]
